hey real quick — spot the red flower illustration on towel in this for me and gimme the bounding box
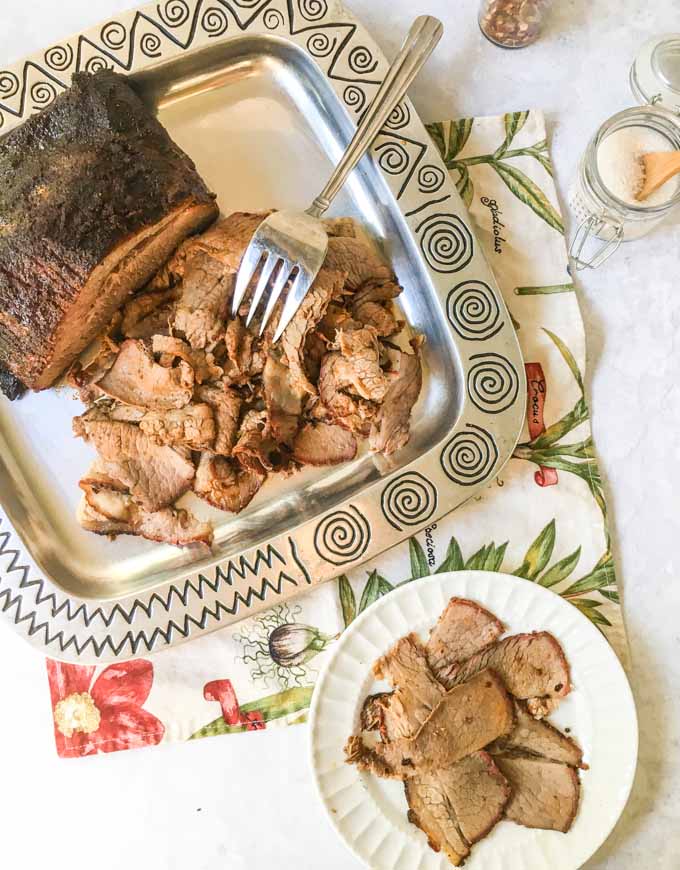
[204,679,266,731]
[46,659,165,758]
[525,362,558,487]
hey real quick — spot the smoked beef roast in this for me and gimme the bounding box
[0,70,217,391]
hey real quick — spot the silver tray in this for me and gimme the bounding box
[0,0,525,663]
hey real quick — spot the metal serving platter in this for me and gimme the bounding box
[0,0,525,662]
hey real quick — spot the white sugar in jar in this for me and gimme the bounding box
[569,107,680,268]
[596,126,679,209]
[569,34,680,269]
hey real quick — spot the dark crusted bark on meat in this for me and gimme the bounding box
[0,70,217,389]
[0,365,26,400]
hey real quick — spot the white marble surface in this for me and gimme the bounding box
[1,1,678,868]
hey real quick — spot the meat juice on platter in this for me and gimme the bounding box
[0,71,422,548]
[346,597,585,867]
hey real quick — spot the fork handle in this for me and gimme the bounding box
[306,15,443,218]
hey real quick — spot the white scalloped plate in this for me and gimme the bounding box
[309,571,637,870]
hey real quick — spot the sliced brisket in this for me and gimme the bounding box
[493,755,580,832]
[74,418,195,511]
[489,699,584,768]
[292,422,357,466]
[405,776,470,867]
[97,339,194,410]
[193,452,265,513]
[436,631,571,716]
[347,669,514,779]
[0,70,217,390]
[427,596,505,674]
[368,344,422,455]
[139,404,215,450]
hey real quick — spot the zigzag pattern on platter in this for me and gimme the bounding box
[1,515,300,628]
[0,0,279,125]
[1,565,303,657]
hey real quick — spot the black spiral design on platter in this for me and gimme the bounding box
[381,472,437,531]
[416,212,473,274]
[298,0,328,20]
[0,71,20,99]
[348,45,378,75]
[31,80,58,107]
[101,21,128,50]
[264,8,285,28]
[157,0,191,27]
[447,280,503,341]
[385,102,410,130]
[375,141,409,175]
[418,163,446,194]
[441,424,499,486]
[140,32,163,58]
[467,353,520,414]
[307,32,337,58]
[44,44,74,71]
[202,7,229,36]
[233,0,264,6]
[343,84,366,113]
[314,506,370,566]
[84,56,112,74]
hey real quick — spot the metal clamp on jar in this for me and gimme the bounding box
[569,34,680,270]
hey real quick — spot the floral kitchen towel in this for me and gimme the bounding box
[46,110,624,758]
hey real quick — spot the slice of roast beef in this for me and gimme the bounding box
[433,751,511,844]
[80,476,212,547]
[323,236,392,289]
[75,418,195,511]
[139,404,215,450]
[195,384,242,455]
[232,410,288,473]
[224,316,255,381]
[332,327,390,402]
[436,631,571,717]
[66,336,119,403]
[263,354,305,445]
[292,422,357,465]
[352,279,403,308]
[122,288,178,339]
[346,669,514,779]
[79,480,212,546]
[493,756,580,832]
[373,634,445,732]
[97,339,194,410]
[489,699,585,768]
[318,352,378,435]
[352,300,400,337]
[193,452,265,513]
[404,776,470,867]
[427,596,505,674]
[369,344,422,455]
[173,251,233,350]
[280,267,344,396]
[317,304,362,343]
[151,335,223,384]
[405,750,511,864]
[0,70,217,390]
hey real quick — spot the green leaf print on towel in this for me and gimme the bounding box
[426,116,562,234]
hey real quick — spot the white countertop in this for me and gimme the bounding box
[1,1,678,868]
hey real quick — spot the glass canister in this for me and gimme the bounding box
[569,34,680,270]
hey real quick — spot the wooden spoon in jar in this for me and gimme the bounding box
[636,150,680,201]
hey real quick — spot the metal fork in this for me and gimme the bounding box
[231,14,444,342]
